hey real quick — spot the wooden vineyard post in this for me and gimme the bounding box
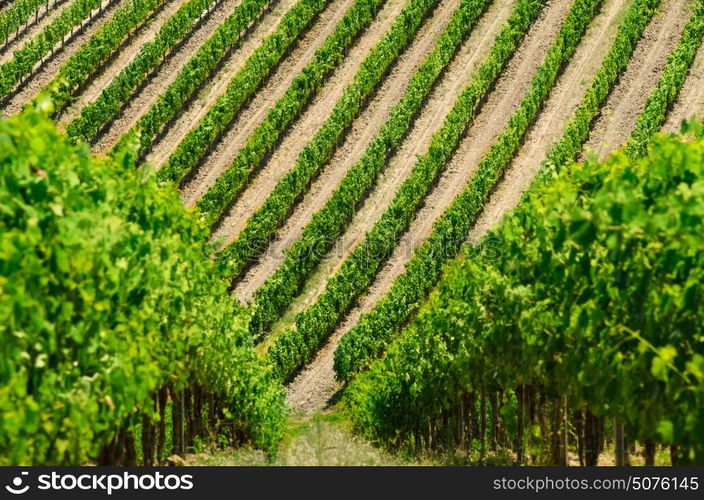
[574,409,585,466]
[490,391,498,451]
[157,388,168,462]
[480,389,487,457]
[644,439,655,466]
[516,385,524,464]
[559,396,568,466]
[614,421,626,466]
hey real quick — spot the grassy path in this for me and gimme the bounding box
[189,413,415,465]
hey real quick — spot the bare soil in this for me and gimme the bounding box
[0,0,70,65]
[663,30,704,131]
[175,0,360,204]
[582,0,692,160]
[468,0,625,242]
[91,0,245,152]
[144,0,299,167]
[233,0,463,303]
[1,0,124,117]
[57,0,186,125]
[285,0,574,414]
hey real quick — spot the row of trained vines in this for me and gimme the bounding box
[42,0,166,114]
[248,0,492,338]
[626,0,704,158]
[111,0,271,158]
[0,0,51,45]
[0,0,111,99]
[156,0,330,183]
[268,2,568,378]
[345,123,704,464]
[2,0,703,466]
[0,108,287,466]
[198,0,441,234]
[333,0,663,381]
[192,0,422,228]
[66,0,222,142]
[537,0,662,176]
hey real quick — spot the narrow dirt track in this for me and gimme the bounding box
[92,0,245,152]
[207,0,418,234]
[211,0,457,246]
[1,0,126,117]
[265,0,519,331]
[232,0,463,302]
[284,0,575,414]
[57,0,186,125]
[183,0,409,214]
[0,0,70,64]
[663,34,704,131]
[468,0,625,242]
[583,0,691,160]
[144,0,297,167]
[176,0,360,204]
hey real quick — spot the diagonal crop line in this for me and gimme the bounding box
[537,0,664,181]
[626,0,704,158]
[111,0,272,158]
[245,0,493,340]
[0,0,48,44]
[0,0,109,99]
[334,0,662,381]
[40,0,169,114]
[196,0,441,228]
[156,0,333,184]
[265,0,556,381]
[66,0,222,142]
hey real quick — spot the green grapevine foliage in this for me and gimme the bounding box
[268,0,565,380]
[0,108,286,465]
[157,0,330,183]
[41,0,167,113]
[0,0,49,45]
[111,0,271,158]
[345,128,704,463]
[0,0,108,99]
[247,0,491,339]
[334,0,662,381]
[539,0,661,177]
[66,0,220,142]
[626,1,704,158]
[197,0,440,229]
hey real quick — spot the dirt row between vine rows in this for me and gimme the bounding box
[175,0,360,205]
[284,0,575,414]
[286,0,697,414]
[91,0,245,152]
[144,0,299,167]
[467,0,626,241]
[265,0,520,333]
[663,30,704,131]
[1,0,126,116]
[57,0,187,125]
[0,0,70,65]
[231,0,463,302]
[582,0,691,160]
[212,0,452,247]
[233,0,514,305]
